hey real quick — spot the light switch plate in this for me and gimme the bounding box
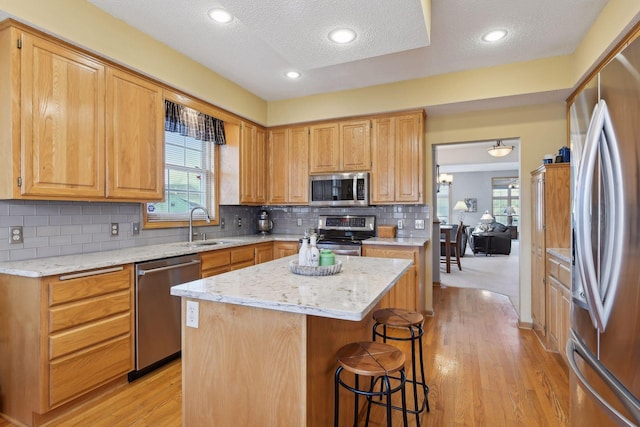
[397,220,404,230]
[132,222,140,235]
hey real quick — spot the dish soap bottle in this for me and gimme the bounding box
[308,234,320,267]
[298,236,309,266]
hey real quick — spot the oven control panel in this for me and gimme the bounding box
[317,215,375,231]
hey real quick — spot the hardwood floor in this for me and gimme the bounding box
[0,286,569,426]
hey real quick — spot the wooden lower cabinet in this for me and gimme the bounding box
[200,246,256,277]
[362,245,422,312]
[0,265,134,426]
[274,241,299,259]
[254,242,274,264]
[546,252,571,362]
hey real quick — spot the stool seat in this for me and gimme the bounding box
[337,342,405,377]
[373,308,424,328]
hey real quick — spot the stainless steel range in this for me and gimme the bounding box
[315,215,376,256]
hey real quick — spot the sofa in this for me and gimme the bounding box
[468,221,512,255]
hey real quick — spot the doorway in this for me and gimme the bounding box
[434,139,521,312]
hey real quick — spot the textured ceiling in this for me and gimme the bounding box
[84,0,608,101]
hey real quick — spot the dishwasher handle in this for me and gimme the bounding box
[137,259,201,276]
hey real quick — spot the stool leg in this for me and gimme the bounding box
[354,374,360,427]
[334,367,342,427]
[365,377,375,427]
[400,369,409,427]
[383,375,393,427]
[418,332,430,413]
[410,326,420,425]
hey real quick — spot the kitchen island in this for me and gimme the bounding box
[171,255,412,427]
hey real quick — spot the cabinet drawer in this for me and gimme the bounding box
[363,247,417,263]
[200,249,231,271]
[49,290,130,333]
[558,263,571,288]
[547,257,560,280]
[231,246,255,264]
[202,266,231,278]
[49,312,131,359]
[230,259,254,271]
[48,267,130,306]
[49,335,132,408]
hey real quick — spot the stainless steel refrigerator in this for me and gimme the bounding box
[568,34,640,426]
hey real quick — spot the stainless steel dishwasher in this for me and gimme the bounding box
[129,254,200,381]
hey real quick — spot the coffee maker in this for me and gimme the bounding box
[257,210,273,234]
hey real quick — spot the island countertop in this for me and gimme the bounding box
[171,255,412,321]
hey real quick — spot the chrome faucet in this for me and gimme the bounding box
[189,206,211,242]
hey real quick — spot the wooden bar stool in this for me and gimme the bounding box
[334,341,409,427]
[372,308,430,425]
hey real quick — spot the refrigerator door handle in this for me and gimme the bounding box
[567,331,640,426]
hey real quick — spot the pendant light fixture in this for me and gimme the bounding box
[488,140,513,157]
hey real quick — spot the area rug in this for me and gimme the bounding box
[439,241,520,313]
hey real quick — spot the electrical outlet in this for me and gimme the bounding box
[9,226,23,244]
[237,217,242,228]
[186,301,199,328]
[110,223,119,236]
[297,218,303,227]
[220,218,225,229]
[415,219,425,230]
[397,220,404,230]
[132,222,140,235]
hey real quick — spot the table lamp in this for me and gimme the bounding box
[504,206,517,226]
[480,211,494,231]
[453,200,468,223]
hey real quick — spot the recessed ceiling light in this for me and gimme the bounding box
[285,71,302,79]
[328,28,356,44]
[208,8,233,24]
[482,29,507,42]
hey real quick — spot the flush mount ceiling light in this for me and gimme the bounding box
[482,29,507,42]
[208,8,233,23]
[285,71,302,79]
[328,28,357,44]
[488,140,513,157]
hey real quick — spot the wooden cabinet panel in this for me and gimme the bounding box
[339,119,370,171]
[20,32,105,198]
[309,123,339,173]
[288,126,309,204]
[274,241,298,259]
[230,246,255,265]
[105,68,164,200]
[48,268,130,305]
[201,249,231,274]
[362,246,418,311]
[268,129,288,204]
[49,291,130,333]
[371,117,395,203]
[255,243,274,264]
[240,122,267,204]
[371,112,424,204]
[49,335,132,407]
[49,312,131,359]
[547,252,571,363]
[394,113,423,203]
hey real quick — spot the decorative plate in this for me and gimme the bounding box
[289,260,342,276]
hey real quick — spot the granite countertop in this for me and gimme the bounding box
[171,255,413,321]
[0,234,428,278]
[547,247,571,263]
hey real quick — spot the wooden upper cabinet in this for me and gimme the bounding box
[339,119,370,171]
[371,117,395,204]
[240,122,267,204]
[105,68,164,200]
[371,112,424,204]
[394,113,423,203]
[287,126,309,204]
[309,123,339,173]
[19,31,106,198]
[267,128,288,204]
[267,126,309,205]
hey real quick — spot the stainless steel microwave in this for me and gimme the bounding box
[309,173,369,207]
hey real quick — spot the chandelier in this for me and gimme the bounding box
[488,140,513,157]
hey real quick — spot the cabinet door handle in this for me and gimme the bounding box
[59,266,124,281]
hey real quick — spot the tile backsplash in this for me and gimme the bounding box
[0,201,430,262]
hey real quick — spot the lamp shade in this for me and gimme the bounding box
[480,211,494,223]
[504,206,517,215]
[453,200,468,211]
[488,140,513,157]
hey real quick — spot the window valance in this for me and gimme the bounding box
[164,100,226,145]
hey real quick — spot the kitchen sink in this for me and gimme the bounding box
[180,240,237,247]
